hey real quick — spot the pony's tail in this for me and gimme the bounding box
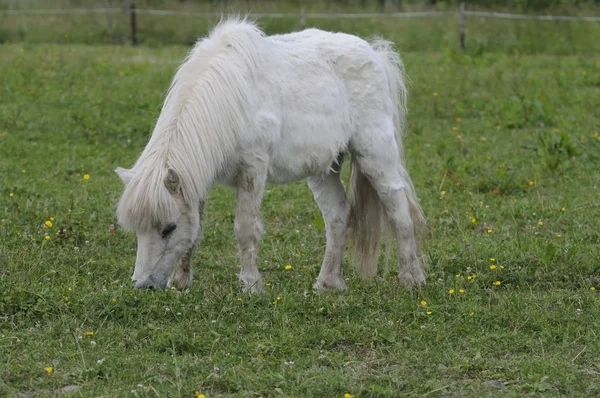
[348,161,383,279]
[348,39,426,279]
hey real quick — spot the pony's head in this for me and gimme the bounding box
[115,166,202,289]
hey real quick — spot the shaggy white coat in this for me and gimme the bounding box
[116,18,425,291]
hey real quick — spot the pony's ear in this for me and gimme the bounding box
[115,167,135,185]
[165,168,181,194]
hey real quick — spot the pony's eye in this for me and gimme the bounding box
[160,223,177,239]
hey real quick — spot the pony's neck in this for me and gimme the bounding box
[135,20,263,206]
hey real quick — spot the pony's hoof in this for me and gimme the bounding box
[168,269,193,291]
[313,275,347,292]
[240,276,265,294]
[398,269,426,288]
[242,282,265,294]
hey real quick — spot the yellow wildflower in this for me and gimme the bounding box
[487,229,493,234]
[538,221,544,226]
[440,190,446,196]
[591,287,596,291]
[560,207,566,212]
[449,289,455,294]
[528,181,534,186]
[284,264,292,270]
[266,282,272,287]
[490,265,497,270]
[83,174,90,180]
[44,366,53,374]
[452,126,458,132]
[426,311,432,315]
[83,331,94,337]
[493,281,501,286]
[9,192,13,197]
[111,297,117,303]
[44,235,50,241]
[420,300,427,307]
[500,266,504,269]
[467,275,473,281]
[236,297,243,302]
[344,393,352,398]
[44,220,53,228]
[556,234,562,238]
[195,393,206,398]
[470,217,477,223]
[490,258,495,262]
[469,311,475,317]
[459,289,465,294]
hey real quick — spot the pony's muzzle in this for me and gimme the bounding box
[133,274,169,289]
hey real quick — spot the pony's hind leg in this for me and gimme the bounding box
[383,178,425,287]
[235,156,268,294]
[308,156,350,292]
[353,131,425,287]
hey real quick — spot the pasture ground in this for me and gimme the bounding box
[1,32,600,396]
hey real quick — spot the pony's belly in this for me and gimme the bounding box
[266,166,305,184]
[266,145,342,184]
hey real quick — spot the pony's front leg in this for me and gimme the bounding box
[308,166,350,292]
[168,201,205,290]
[168,249,193,290]
[234,158,268,294]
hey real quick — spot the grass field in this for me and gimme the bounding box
[1,19,600,397]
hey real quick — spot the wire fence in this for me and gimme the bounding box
[3,7,599,20]
[1,3,599,47]
[466,10,600,22]
[1,7,122,15]
[0,8,450,17]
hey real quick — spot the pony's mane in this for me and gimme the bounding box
[117,17,265,231]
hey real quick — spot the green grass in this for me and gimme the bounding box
[1,36,600,396]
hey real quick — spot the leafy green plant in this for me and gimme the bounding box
[537,130,578,171]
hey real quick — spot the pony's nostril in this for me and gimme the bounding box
[134,275,169,290]
[134,279,154,289]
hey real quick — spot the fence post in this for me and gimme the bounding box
[300,7,306,30]
[129,2,137,46]
[459,2,465,49]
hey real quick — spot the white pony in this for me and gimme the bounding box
[115,18,426,292]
